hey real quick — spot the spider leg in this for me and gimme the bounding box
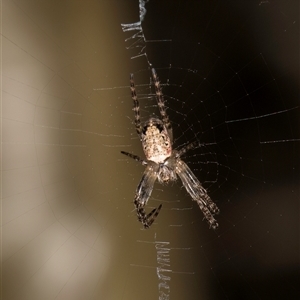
[176,141,202,157]
[130,73,143,139]
[121,151,148,166]
[136,204,162,229]
[196,201,219,229]
[151,68,173,142]
[176,158,219,229]
[134,163,162,229]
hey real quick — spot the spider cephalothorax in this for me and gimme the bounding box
[121,68,220,229]
[157,156,178,184]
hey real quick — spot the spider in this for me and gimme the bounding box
[121,68,219,229]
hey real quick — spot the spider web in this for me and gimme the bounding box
[113,1,299,299]
[2,1,299,300]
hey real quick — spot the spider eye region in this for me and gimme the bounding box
[142,118,172,164]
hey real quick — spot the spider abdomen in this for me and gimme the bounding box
[142,118,172,164]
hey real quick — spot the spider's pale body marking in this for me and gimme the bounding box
[142,118,172,164]
[121,68,220,229]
